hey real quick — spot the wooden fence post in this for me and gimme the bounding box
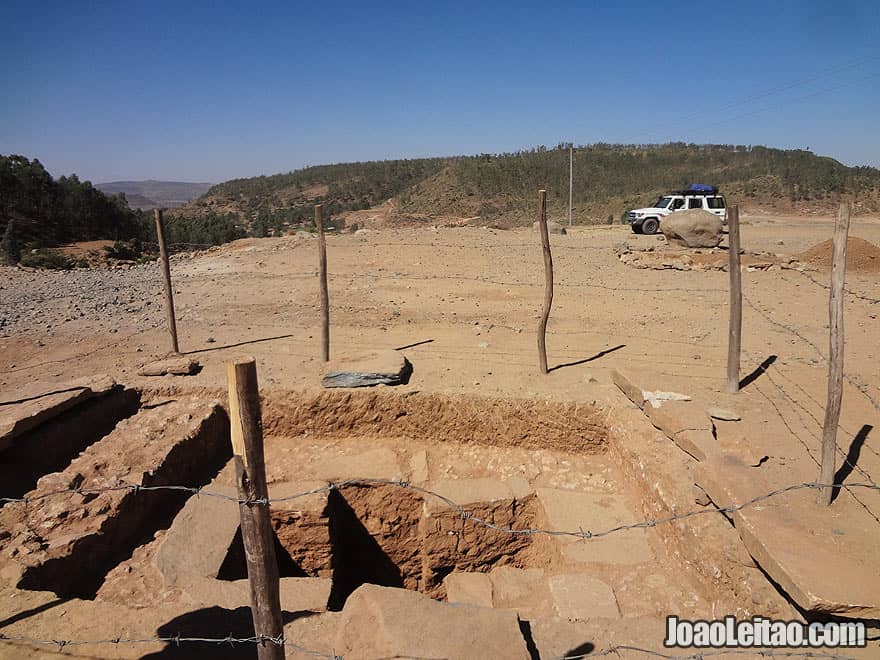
[154,209,179,354]
[226,358,285,659]
[817,203,851,506]
[536,190,553,374]
[726,205,742,393]
[315,205,330,362]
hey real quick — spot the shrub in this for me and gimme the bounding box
[19,249,73,269]
[103,239,142,261]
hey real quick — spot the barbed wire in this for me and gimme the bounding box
[0,632,867,660]
[0,632,339,658]
[3,478,878,541]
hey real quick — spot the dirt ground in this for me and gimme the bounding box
[2,213,880,657]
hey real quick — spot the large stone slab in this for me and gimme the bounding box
[137,356,200,376]
[661,208,723,248]
[0,375,117,449]
[321,349,411,388]
[697,455,880,618]
[335,583,531,659]
[156,477,240,587]
[535,488,654,565]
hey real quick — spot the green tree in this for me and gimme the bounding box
[1,219,20,264]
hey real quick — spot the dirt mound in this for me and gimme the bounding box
[798,236,880,273]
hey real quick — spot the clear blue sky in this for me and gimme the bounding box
[1,0,878,183]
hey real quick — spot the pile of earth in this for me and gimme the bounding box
[798,237,880,273]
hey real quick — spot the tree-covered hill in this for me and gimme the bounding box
[0,155,145,253]
[5,143,880,267]
[0,155,245,266]
[177,143,880,230]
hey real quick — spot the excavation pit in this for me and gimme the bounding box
[1,385,691,622]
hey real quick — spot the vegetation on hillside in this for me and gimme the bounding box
[5,143,879,268]
[176,143,880,228]
[0,155,247,266]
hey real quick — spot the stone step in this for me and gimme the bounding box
[1,396,229,597]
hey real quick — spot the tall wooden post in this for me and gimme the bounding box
[154,209,179,354]
[817,203,851,506]
[568,146,573,227]
[536,190,553,374]
[226,358,285,659]
[726,205,742,393]
[315,204,330,362]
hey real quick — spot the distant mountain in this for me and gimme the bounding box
[96,180,213,210]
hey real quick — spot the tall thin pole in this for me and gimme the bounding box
[817,203,850,506]
[537,190,554,374]
[568,146,573,227]
[726,205,742,393]
[226,358,285,660]
[315,204,330,362]
[154,208,179,354]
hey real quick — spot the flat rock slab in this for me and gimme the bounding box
[0,375,116,449]
[137,356,201,376]
[536,488,654,565]
[335,583,531,659]
[156,473,240,587]
[646,401,717,462]
[708,406,741,421]
[697,455,880,618]
[321,349,411,388]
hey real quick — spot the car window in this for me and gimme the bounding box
[707,197,726,209]
[655,196,673,209]
[688,198,703,209]
[671,198,685,210]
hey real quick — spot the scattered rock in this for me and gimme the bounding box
[532,220,567,235]
[692,483,712,506]
[137,357,201,377]
[661,209,723,248]
[322,349,412,388]
[707,406,741,421]
[642,390,692,408]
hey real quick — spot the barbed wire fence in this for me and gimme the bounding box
[2,477,878,657]
[0,632,868,660]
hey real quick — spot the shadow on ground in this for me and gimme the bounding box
[142,607,316,659]
[549,344,625,373]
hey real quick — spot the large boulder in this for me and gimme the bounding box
[661,209,723,248]
[532,220,567,235]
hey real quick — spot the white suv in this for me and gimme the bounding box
[627,185,726,234]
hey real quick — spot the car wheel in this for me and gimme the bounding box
[642,218,659,234]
